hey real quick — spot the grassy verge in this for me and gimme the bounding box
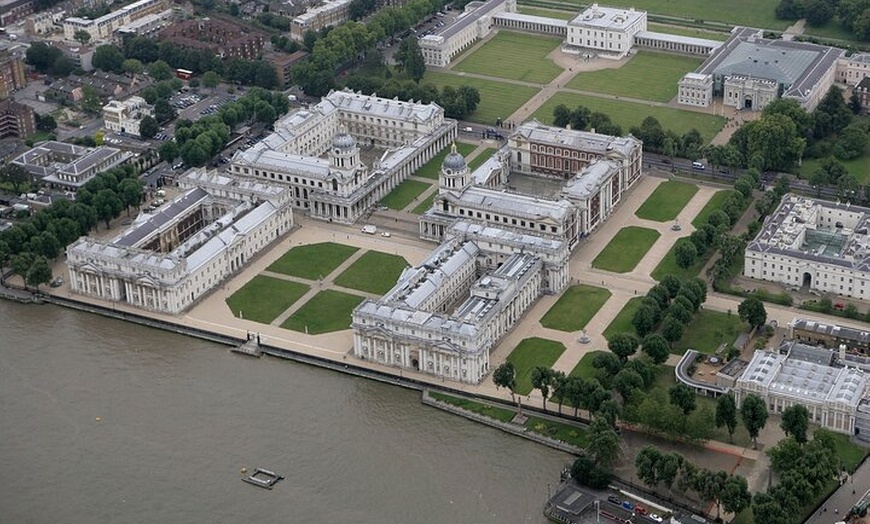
[566,52,702,102]
[603,297,644,339]
[569,350,609,380]
[333,251,408,295]
[281,290,364,334]
[635,180,699,221]
[267,242,359,280]
[507,337,567,395]
[411,192,437,214]
[423,71,539,126]
[691,189,740,228]
[430,391,516,422]
[415,142,477,179]
[674,309,746,354]
[226,276,310,323]
[651,237,708,281]
[592,226,661,273]
[540,284,611,332]
[381,179,432,210]
[454,32,564,83]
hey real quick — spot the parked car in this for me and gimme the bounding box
[649,514,663,523]
[635,504,647,515]
[607,495,620,505]
[622,501,634,511]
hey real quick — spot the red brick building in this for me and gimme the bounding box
[159,18,265,60]
[0,99,36,139]
[0,50,26,100]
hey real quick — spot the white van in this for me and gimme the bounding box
[361,225,377,234]
[691,161,706,170]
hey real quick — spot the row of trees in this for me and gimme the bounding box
[25,42,76,77]
[0,164,143,289]
[552,104,623,137]
[635,446,752,519]
[631,276,708,344]
[776,0,870,39]
[158,88,289,167]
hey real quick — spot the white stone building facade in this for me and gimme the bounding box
[677,72,713,107]
[63,0,168,42]
[290,0,352,41]
[231,89,456,224]
[565,3,647,59]
[103,96,153,137]
[66,170,295,314]
[419,0,516,67]
[744,194,870,301]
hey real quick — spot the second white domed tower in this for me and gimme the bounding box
[438,143,470,195]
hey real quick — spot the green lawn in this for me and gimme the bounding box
[691,189,739,228]
[430,391,516,422]
[540,284,612,332]
[517,6,575,19]
[281,290,364,334]
[267,242,358,280]
[567,52,702,102]
[333,251,408,295]
[411,192,437,214]
[674,309,747,354]
[831,431,869,472]
[603,297,644,339]
[592,226,661,273]
[226,276,310,324]
[507,337,567,395]
[799,151,870,185]
[602,0,786,29]
[455,32,564,83]
[647,22,730,40]
[533,92,726,143]
[635,180,699,222]
[380,179,432,210]
[804,18,860,43]
[467,147,497,171]
[423,71,539,125]
[651,237,708,281]
[569,350,610,380]
[415,142,477,179]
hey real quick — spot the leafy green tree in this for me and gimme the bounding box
[159,141,179,164]
[668,384,696,416]
[642,333,670,365]
[661,316,684,345]
[202,70,221,92]
[119,178,143,215]
[154,99,176,124]
[93,44,125,73]
[592,352,623,377]
[752,491,792,524]
[587,417,621,468]
[631,303,658,337]
[740,393,768,448]
[613,368,644,402]
[79,86,103,115]
[607,332,639,362]
[660,274,682,298]
[738,297,767,328]
[138,115,159,139]
[92,189,123,229]
[553,104,571,128]
[395,37,426,82]
[715,393,738,442]
[73,30,91,45]
[781,404,810,444]
[835,122,868,160]
[570,455,610,489]
[635,445,662,488]
[25,255,52,290]
[666,301,693,325]
[148,60,174,81]
[530,366,553,412]
[492,361,517,401]
[0,164,32,193]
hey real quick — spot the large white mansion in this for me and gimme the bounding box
[230,89,456,224]
[352,121,642,384]
[744,194,870,301]
[66,169,294,314]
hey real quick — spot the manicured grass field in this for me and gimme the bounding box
[267,242,358,280]
[635,180,699,222]
[566,52,702,102]
[415,142,476,179]
[455,32,564,83]
[600,0,786,29]
[380,179,432,210]
[517,6,574,19]
[226,276,310,324]
[647,23,730,40]
[651,237,708,281]
[533,92,726,143]
[423,71,539,125]
[411,191,437,214]
[569,350,609,380]
[333,251,408,295]
[831,431,869,471]
[691,189,739,228]
[281,290,365,334]
[674,309,747,354]
[592,226,661,273]
[430,391,516,422]
[540,284,612,332]
[507,337,567,395]
[799,152,870,185]
[602,297,643,339]
[804,18,859,42]
[467,147,497,171]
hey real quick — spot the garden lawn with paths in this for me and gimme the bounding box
[540,284,611,332]
[602,297,643,339]
[380,179,431,210]
[507,337,567,395]
[691,189,740,228]
[333,251,408,295]
[533,92,725,143]
[454,32,564,83]
[673,309,747,354]
[281,290,365,334]
[567,52,702,102]
[267,242,358,280]
[414,142,476,179]
[226,275,310,324]
[651,237,709,281]
[423,71,539,125]
[592,226,661,273]
[635,180,698,222]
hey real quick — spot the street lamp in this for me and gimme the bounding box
[595,499,600,524]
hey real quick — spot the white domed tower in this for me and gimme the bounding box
[329,125,360,172]
[439,143,470,195]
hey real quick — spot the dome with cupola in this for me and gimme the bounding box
[441,143,467,173]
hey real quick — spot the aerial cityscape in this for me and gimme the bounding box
[1,0,870,521]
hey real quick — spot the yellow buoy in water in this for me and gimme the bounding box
[95,417,101,422]
[241,467,247,474]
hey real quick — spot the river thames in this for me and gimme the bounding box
[0,300,569,523]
